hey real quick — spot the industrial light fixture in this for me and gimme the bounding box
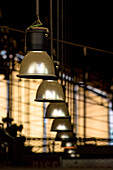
[55,131,75,141]
[35,80,65,102]
[17,27,56,80]
[64,148,76,155]
[61,141,77,148]
[45,102,70,118]
[51,118,72,132]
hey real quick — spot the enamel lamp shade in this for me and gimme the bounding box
[45,102,70,118]
[35,80,65,102]
[51,118,72,132]
[17,27,56,80]
[55,131,75,141]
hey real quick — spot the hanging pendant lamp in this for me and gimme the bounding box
[55,131,75,141]
[61,141,77,148]
[17,27,56,80]
[45,102,70,118]
[35,80,65,102]
[51,118,72,132]
[64,148,76,157]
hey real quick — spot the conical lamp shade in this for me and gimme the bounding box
[45,102,70,118]
[17,51,56,80]
[35,80,65,102]
[61,141,76,147]
[55,131,75,141]
[64,148,76,154]
[51,118,72,132]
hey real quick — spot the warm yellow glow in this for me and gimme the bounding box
[0,74,5,80]
[0,71,109,152]
[28,63,48,74]
[57,124,67,130]
[61,134,69,139]
[0,80,7,123]
[67,149,76,154]
[70,153,76,157]
[52,109,65,117]
[12,71,43,138]
[66,142,73,147]
[45,90,56,99]
[77,86,108,139]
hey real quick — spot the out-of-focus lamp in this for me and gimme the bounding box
[55,131,75,141]
[0,74,5,80]
[64,148,76,154]
[45,102,70,118]
[64,148,77,158]
[17,27,56,80]
[61,141,77,148]
[51,118,72,132]
[35,80,65,102]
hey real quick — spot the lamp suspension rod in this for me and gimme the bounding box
[36,0,39,18]
[61,0,64,85]
[50,0,53,59]
[57,0,60,61]
[83,47,87,144]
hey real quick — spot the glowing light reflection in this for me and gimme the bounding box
[52,109,65,117]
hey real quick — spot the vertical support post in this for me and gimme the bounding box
[61,0,64,85]
[7,79,10,129]
[57,0,59,61]
[43,102,47,152]
[83,47,87,144]
[50,0,53,60]
[73,76,78,135]
[108,101,110,140]
[18,79,21,124]
[25,80,30,145]
[7,57,13,129]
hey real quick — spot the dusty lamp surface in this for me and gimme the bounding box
[45,102,70,118]
[17,27,56,80]
[51,118,72,132]
[35,80,65,102]
[55,131,75,141]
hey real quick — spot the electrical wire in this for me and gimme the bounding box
[1,25,113,55]
[0,25,25,33]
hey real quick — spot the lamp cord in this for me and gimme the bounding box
[57,0,59,61]
[24,0,42,53]
[36,0,39,18]
[1,25,113,55]
[50,0,53,60]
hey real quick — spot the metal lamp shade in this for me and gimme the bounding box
[61,141,76,147]
[64,148,76,154]
[45,102,70,119]
[35,80,65,102]
[51,118,72,132]
[17,51,56,80]
[55,131,75,141]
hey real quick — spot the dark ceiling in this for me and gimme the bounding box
[0,0,113,94]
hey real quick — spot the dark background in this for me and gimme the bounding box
[0,0,113,51]
[1,0,113,92]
